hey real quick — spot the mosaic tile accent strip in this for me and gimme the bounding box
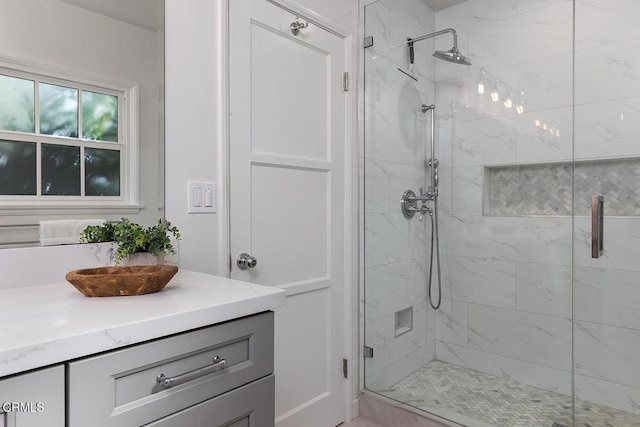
[485,158,640,216]
[377,360,640,427]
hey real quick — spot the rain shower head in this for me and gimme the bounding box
[407,27,471,66]
[433,46,472,66]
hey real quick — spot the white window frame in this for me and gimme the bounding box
[0,54,141,216]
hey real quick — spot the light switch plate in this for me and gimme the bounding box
[188,181,216,214]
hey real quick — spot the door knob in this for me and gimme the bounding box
[236,253,257,270]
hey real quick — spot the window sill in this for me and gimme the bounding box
[0,203,144,217]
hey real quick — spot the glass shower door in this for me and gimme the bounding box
[362,0,435,397]
[573,1,640,425]
[431,1,575,424]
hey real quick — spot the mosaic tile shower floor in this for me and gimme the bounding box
[376,361,640,427]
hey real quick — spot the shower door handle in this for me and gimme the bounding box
[591,195,604,258]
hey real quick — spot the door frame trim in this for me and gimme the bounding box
[217,0,231,277]
[218,0,359,422]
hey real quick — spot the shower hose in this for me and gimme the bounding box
[428,198,442,310]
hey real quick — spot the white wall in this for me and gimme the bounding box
[165,0,221,274]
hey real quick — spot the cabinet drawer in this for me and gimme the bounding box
[147,374,274,427]
[68,311,273,427]
[0,365,64,427]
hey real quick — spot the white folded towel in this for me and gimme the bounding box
[39,219,106,246]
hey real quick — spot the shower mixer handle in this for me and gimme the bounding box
[418,205,433,221]
[420,187,437,202]
[405,204,432,221]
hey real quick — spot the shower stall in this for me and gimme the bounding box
[362,1,640,426]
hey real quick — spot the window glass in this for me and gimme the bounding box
[85,147,120,196]
[39,83,78,137]
[0,140,36,194]
[41,143,80,195]
[0,75,35,133]
[0,66,127,199]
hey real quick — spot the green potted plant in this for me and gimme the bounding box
[80,218,180,265]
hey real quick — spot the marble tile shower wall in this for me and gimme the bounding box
[362,0,437,390]
[433,0,640,415]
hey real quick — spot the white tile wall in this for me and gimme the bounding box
[574,98,640,160]
[516,106,572,163]
[365,52,431,119]
[365,260,419,322]
[435,298,468,346]
[436,0,517,33]
[440,255,516,308]
[575,321,640,388]
[516,262,572,318]
[468,305,572,371]
[364,213,414,268]
[467,3,573,70]
[574,217,640,271]
[574,266,640,329]
[450,166,483,213]
[575,0,640,50]
[575,39,640,105]
[365,105,424,165]
[438,212,572,265]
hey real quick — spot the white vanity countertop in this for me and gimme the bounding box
[0,269,286,378]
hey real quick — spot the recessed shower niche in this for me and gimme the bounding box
[484,158,640,216]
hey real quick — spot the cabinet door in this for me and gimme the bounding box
[147,375,274,427]
[0,366,64,427]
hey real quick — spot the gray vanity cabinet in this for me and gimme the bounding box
[0,365,65,427]
[67,312,274,427]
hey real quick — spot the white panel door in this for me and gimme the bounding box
[229,1,347,426]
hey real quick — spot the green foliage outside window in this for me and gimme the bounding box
[0,72,122,197]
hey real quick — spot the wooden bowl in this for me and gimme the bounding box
[65,265,179,297]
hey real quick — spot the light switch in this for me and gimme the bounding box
[204,187,213,207]
[192,187,203,207]
[188,181,216,214]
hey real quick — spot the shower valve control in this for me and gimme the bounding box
[401,189,433,219]
[401,189,419,218]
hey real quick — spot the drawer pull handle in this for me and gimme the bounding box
[156,356,227,388]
